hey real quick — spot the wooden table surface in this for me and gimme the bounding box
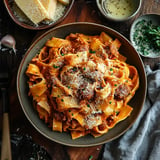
[0,0,160,159]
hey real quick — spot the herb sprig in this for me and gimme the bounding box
[133,19,160,56]
[148,25,160,48]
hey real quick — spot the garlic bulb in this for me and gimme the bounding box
[0,34,16,53]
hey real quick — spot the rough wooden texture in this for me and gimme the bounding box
[0,0,160,159]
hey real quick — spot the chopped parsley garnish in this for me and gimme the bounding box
[53,64,59,68]
[89,50,96,53]
[88,155,93,160]
[99,86,103,89]
[133,19,160,56]
[61,99,64,102]
[116,111,120,115]
[72,67,77,72]
[148,25,160,48]
[87,104,90,108]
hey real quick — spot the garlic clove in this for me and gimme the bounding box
[0,34,16,53]
[58,0,70,5]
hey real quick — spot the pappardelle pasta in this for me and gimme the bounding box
[26,32,139,139]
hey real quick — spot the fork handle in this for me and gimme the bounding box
[1,88,12,160]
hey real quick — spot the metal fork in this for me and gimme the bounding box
[0,53,17,160]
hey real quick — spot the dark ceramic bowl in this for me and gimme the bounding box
[130,14,160,58]
[17,22,147,147]
[96,0,142,22]
[3,0,74,30]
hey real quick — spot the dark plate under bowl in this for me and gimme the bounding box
[3,0,74,30]
[17,22,147,147]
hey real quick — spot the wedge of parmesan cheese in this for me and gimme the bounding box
[39,0,57,20]
[15,0,48,24]
[15,0,57,25]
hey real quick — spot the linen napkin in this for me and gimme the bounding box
[103,65,160,160]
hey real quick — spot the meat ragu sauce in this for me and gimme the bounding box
[26,32,139,139]
[61,64,102,102]
[114,84,131,100]
[67,33,89,53]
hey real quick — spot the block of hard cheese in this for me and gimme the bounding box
[15,0,49,24]
[39,0,57,20]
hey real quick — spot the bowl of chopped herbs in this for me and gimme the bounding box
[130,14,160,58]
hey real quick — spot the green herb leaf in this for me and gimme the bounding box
[88,155,93,160]
[89,50,96,53]
[53,64,59,68]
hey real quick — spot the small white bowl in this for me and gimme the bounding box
[96,0,142,22]
[130,14,160,58]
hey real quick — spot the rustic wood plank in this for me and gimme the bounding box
[66,145,103,160]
